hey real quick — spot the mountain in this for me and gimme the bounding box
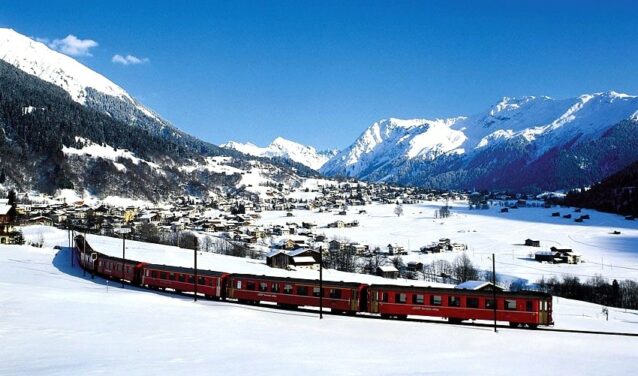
[0,28,311,201]
[321,92,638,192]
[221,137,337,170]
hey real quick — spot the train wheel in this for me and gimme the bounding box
[528,324,538,330]
[509,322,520,328]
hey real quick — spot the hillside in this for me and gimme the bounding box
[565,160,638,216]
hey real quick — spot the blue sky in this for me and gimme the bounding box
[1,1,638,149]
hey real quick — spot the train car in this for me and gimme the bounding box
[227,274,367,314]
[367,285,553,328]
[96,254,146,285]
[141,264,228,299]
[74,235,98,275]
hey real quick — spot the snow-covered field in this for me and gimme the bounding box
[1,240,637,375]
[257,202,638,284]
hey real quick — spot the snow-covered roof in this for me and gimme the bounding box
[378,265,399,272]
[0,205,12,215]
[292,256,317,264]
[455,281,500,290]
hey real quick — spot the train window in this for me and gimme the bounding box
[168,273,175,281]
[505,299,517,310]
[313,287,321,297]
[188,275,195,283]
[160,272,167,279]
[330,289,342,299]
[431,295,442,306]
[412,294,424,304]
[198,277,205,285]
[467,297,479,308]
[526,301,533,312]
[151,270,158,278]
[236,280,242,289]
[485,299,495,309]
[284,284,293,294]
[259,282,268,292]
[247,282,255,290]
[449,296,461,307]
[178,274,185,282]
[297,286,308,295]
[272,283,280,293]
[396,293,407,304]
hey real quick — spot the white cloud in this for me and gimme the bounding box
[48,35,98,57]
[112,54,150,66]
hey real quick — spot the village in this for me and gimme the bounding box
[1,178,604,287]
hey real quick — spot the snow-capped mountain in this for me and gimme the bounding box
[0,28,316,200]
[222,137,337,170]
[0,28,181,138]
[322,91,638,192]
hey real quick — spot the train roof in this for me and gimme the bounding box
[144,263,226,277]
[229,273,365,288]
[368,284,552,298]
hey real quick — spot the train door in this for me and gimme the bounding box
[369,289,379,313]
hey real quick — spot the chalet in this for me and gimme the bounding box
[420,244,441,253]
[0,205,15,244]
[581,214,590,220]
[451,243,467,252]
[27,216,53,226]
[347,242,368,256]
[266,249,289,269]
[291,256,319,270]
[327,220,345,229]
[377,265,399,279]
[550,247,581,264]
[563,214,572,219]
[329,239,347,252]
[387,243,406,255]
[551,212,560,217]
[525,239,541,247]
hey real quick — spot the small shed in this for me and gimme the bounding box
[377,265,399,279]
[525,239,540,247]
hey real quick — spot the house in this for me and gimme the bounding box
[27,215,53,226]
[550,247,581,264]
[0,205,16,244]
[377,265,399,279]
[500,208,509,213]
[266,249,289,269]
[387,243,405,255]
[525,239,540,247]
[551,212,560,217]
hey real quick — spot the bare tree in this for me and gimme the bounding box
[452,253,479,282]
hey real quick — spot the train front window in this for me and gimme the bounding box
[505,299,517,310]
[431,295,442,306]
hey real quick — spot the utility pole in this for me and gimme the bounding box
[82,229,87,278]
[68,226,73,268]
[115,227,131,288]
[194,240,198,302]
[319,246,323,320]
[492,253,497,333]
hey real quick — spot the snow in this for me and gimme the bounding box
[1,228,637,374]
[256,202,638,284]
[0,28,159,121]
[222,137,336,170]
[62,137,162,172]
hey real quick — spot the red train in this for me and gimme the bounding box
[73,235,553,328]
